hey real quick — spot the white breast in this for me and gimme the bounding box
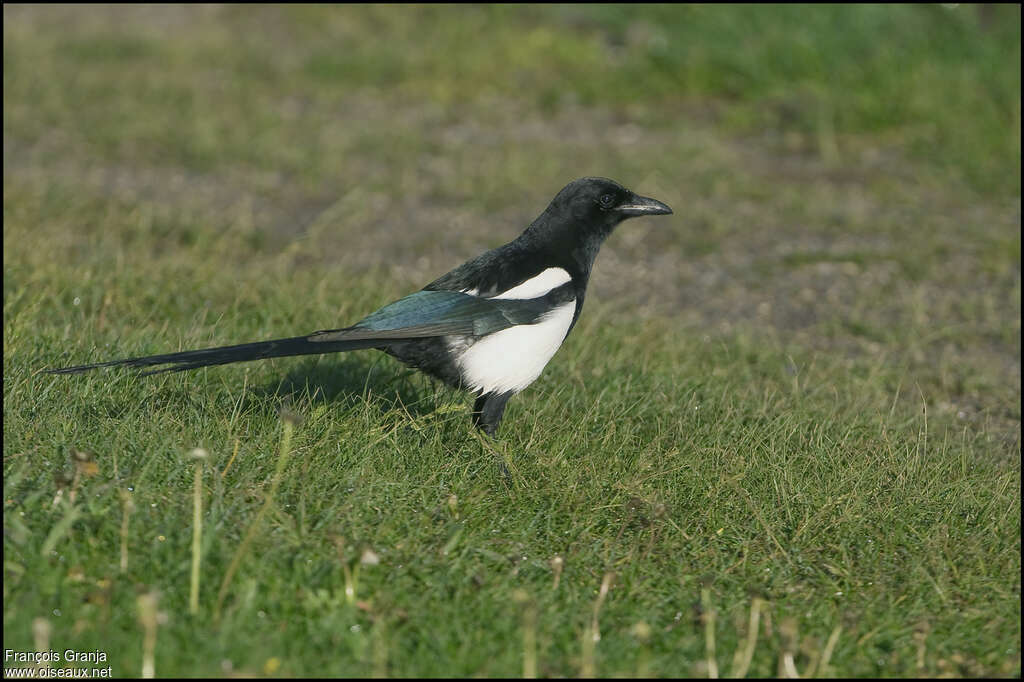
[452,299,576,395]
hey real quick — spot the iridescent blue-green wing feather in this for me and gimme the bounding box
[308,290,549,343]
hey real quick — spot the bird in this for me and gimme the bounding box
[47,177,672,436]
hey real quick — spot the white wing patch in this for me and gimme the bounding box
[452,300,575,395]
[461,267,572,300]
[494,267,572,299]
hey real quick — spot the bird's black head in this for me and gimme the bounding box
[522,177,672,273]
[547,177,673,228]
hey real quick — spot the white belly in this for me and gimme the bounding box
[451,300,576,395]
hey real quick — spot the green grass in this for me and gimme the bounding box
[4,4,1020,678]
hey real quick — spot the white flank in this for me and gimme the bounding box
[462,267,572,299]
[452,300,576,395]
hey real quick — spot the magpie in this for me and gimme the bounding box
[47,177,672,436]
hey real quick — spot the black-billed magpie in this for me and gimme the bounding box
[48,177,672,435]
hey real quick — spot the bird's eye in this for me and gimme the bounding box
[599,194,615,208]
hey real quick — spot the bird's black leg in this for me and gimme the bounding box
[472,391,512,437]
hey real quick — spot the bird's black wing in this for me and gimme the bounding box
[420,240,561,299]
[308,289,554,343]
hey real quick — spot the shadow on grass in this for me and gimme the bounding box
[51,351,463,430]
[248,352,452,423]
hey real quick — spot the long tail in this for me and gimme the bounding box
[46,335,384,376]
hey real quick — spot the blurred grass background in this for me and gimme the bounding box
[3,4,1020,678]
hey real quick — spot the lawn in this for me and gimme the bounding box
[3,4,1020,678]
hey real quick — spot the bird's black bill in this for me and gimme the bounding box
[616,194,673,216]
